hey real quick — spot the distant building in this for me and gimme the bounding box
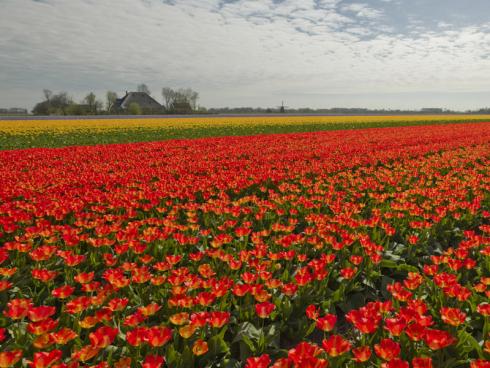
[0,107,28,115]
[171,101,193,114]
[421,108,444,113]
[114,92,162,114]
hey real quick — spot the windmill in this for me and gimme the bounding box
[277,101,289,113]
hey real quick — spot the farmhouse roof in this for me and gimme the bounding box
[115,92,162,110]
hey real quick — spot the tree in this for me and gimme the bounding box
[84,92,97,114]
[161,87,200,112]
[49,92,72,115]
[161,87,175,111]
[128,102,142,115]
[43,89,52,102]
[65,103,85,116]
[32,101,50,115]
[137,84,151,95]
[189,90,199,110]
[32,91,73,115]
[33,89,53,115]
[106,91,118,112]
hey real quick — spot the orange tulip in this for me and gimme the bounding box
[193,339,209,356]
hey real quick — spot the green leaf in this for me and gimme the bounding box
[380,259,398,269]
[208,334,230,358]
[396,264,419,273]
[304,321,316,337]
[223,359,242,368]
[233,322,261,342]
[240,334,256,352]
[165,345,180,367]
[181,345,195,367]
[384,250,401,261]
[456,330,483,358]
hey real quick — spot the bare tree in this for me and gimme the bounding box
[84,92,96,113]
[161,87,175,110]
[106,91,118,112]
[43,89,52,102]
[84,92,102,114]
[50,92,72,115]
[137,84,151,95]
[160,87,200,112]
[176,88,199,109]
[189,90,199,110]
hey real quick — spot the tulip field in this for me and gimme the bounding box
[2,115,490,149]
[1,121,490,367]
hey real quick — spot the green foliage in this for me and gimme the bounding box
[128,102,142,115]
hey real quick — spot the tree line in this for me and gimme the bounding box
[32,84,202,116]
[31,86,486,116]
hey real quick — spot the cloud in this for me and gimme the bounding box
[0,0,490,110]
[341,3,384,19]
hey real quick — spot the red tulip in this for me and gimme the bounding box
[384,317,406,337]
[340,267,357,279]
[288,342,325,367]
[71,345,100,362]
[470,360,490,368]
[412,357,433,368]
[107,298,129,311]
[374,339,401,361]
[322,335,351,357]
[142,355,164,368]
[89,326,118,348]
[316,314,337,332]
[255,302,275,319]
[27,318,58,335]
[246,354,271,368]
[28,306,56,322]
[138,302,161,317]
[423,329,457,350]
[50,328,78,345]
[0,350,22,367]
[51,285,75,299]
[477,304,490,316]
[145,326,173,347]
[0,280,12,291]
[4,298,33,320]
[352,346,371,362]
[209,311,230,328]
[126,327,147,346]
[405,322,426,342]
[29,350,62,368]
[346,308,381,334]
[306,305,319,320]
[192,339,209,356]
[440,307,466,326]
[381,358,409,368]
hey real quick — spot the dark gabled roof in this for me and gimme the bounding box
[116,92,162,110]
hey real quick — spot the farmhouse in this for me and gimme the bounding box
[421,108,444,113]
[114,91,162,113]
[171,101,193,114]
[0,107,28,115]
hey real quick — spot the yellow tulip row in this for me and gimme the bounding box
[2,115,490,135]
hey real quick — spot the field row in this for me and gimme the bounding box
[1,115,490,149]
[0,123,490,367]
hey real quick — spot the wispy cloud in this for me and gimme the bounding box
[0,0,490,110]
[341,3,384,19]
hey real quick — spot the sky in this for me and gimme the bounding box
[1,0,490,111]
